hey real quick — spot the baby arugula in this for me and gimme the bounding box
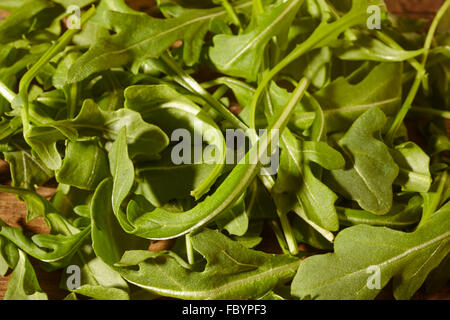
[0,0,449,301]
[292,201,450,300]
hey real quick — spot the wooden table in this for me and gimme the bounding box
[0,0,449,300]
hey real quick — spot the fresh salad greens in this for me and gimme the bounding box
[0,0,449,300]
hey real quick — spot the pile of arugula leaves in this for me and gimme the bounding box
[0,0,449,300]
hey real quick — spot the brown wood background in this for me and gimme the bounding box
[0,0,449,300]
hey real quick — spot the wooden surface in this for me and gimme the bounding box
[0,0,449,300]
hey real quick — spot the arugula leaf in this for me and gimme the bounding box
[0,235,19,276]
[390,142,432,193]
[313,62,403,133]
[125,84,226,200]
[337,196,423,229]
[0,216,90,263]
[109,78,310,239]
[60,248,131,300]
[209,0,304,80]
[116,229,301,299]
[247,0,385,128]
[68,0,254,82]
[274,130,342,231]
[26,99,169,170]
[91,178,148,266]
[327,107,399,215]
[0,184,57,221]
[4,250,48,300]
[215,193,249,236]
[292,201,450,300]
[333,31,424,62]
[4,149,53,189]
[0,0,61,45]
[56,140,110,191]
[266,83,344,231]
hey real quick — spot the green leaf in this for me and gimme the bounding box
[4,250,48,300]
[428,123,450,156]
[125,84,226,200]
[108,127,135,232]
[337,196,423,229]
[314,62,403,133]
[333,32,424,62]
[0,216,91,263]
[60,248,131,300]
[68,0,254,82]
[72,100,170,158]
[292,201,450,300]
[91,178,148,266]
[25,99,169,170]
[109,78,309,239]
[0,184,58,221]
[0,235,19,276]
[274,131,342,231]
[267,83,343,231]
[420,170,449,226]
[116,229,300,299]
[216,193,249,236]
[327,107,399,215]
[209,0,304,80]
[135,147,220,206]
[390,142,432,193]
[56,140,110,190]
[0,0,60,45]
[4,149,53,189]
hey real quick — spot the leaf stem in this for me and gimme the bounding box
[220,0,242,29]
[0,185,31,195]
[374,31,424,72]
[68,83,79,119]
[248,7,365,129]
[161,52,249,132]
[277,211,298,255]
[269,220,290,255]
[186,233,195,265]
[203,84,229,114]
[253,0,264,15]
[0,80,15,103]
[418,170,448,228]
[161,52,312,249]
[410,106,450,119]
[385,0,450,145]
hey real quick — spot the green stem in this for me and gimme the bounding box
[385,0,450,145]
[411,106,450,119]
[203,85,229,114]
[161,52,312,253]
[161,52,248,132]
[248,8,364,129]
[269,220,290,255]
[68,83,79,119]
[0,185,31,195]
[185,233,195,265]
[221,0,242,28]
[277,211,298,255]
[212,84,229,100]
[17,6,96,132]
[418,171,448,229]
[253,0,264,15]
[0,80,15,103]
